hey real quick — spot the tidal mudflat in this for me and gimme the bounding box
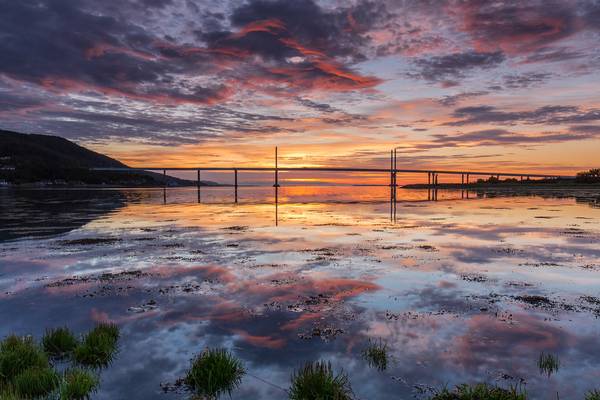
[1,187,599,399]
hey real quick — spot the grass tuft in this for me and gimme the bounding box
[429,383,527,400]
[537,352,559,377]
[59,368,99,400]
[73,323,120,367]
[0,388,20,400]
[12,366,59,398]
[185,348,245,399]
[92,323,120,343]
[586,390,600,400]
[361,339,389,371]
[1,327,113,399]
[43,327,79,359]
[289,361,353,400]
[0,335,49,384]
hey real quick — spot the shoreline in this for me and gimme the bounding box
[2,183,600,190]
[0,183,223,189]
[402,183,600,190]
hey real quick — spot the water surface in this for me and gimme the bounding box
[1,187,599,399]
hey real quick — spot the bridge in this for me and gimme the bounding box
[93,147,569,180]
[92,147,571,202]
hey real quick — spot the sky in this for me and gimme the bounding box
[1,0,600,183]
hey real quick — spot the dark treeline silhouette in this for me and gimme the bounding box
[405,169,600,189]
[576,168,600,183]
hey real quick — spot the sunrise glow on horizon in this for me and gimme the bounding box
[2,0,599,181]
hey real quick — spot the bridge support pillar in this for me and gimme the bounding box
[163,169,166,188]
[389,150,393,187]
[197,170,201,203]
[273,147,280,187]
[461,174,464,185]
[392,149,398,191]
[466,173,470,184]
[234,169,238,203]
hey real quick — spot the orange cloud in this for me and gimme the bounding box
[231,19,286,39]
[85,43,162,61]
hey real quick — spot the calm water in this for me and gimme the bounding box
[1,187,600,399]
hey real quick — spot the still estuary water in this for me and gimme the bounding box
[1,187,600,399]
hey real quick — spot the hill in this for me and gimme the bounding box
[0,130,216,187]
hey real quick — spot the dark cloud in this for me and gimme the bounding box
[0,0,228,105]
[296,98,337,113]
[193,0,385,92]
[426,128,599,148]
[0,93,45,112]
[569,125,600,134]
[502,72,552,89]
[0,0,385,110]
[459,0,579,54]
[437,91,489,106]
[581,0,600,30]
[409,51,505,82]
[446,105,600,126]
[0,89,295,145]
[226,0,384,62]
[139,0,173,7]
[521,46,586,64]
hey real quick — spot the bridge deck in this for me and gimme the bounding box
[92,167,568,179]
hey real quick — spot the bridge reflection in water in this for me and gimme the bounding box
[159,185,484,225]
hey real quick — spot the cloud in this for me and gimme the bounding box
[409,51,505,83]
[296,98,338,113]
[429,128,598,148]
[1,0,599,152]
[520,46,586,64]
[569,125,600,134]
[582,0,600,30]
[0,0,229,105]
[446,105,600,126]
[437,91,489,106]
[502,72,553,89]
[226,0,379,62]
[0,89,295,145]
[196,0,384,93]
[0,93,45,113]
[0,0,384,111]
[405,124,600,151]
[458,0,579,54]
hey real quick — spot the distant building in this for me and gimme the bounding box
[0,155,14,171]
